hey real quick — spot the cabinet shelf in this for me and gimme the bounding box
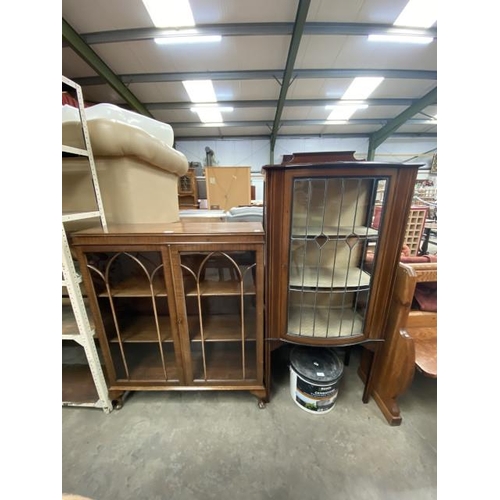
[98,276,167,297]
[113,345,179,383]
[62,364,101,405]
[288,307,364,338]
[188,314,256,341]
[291,225,378,238]
[289,266,371,289]
[184,280,256,296]
[109,315,174,343]
[192,342,257,382]
[62,304,95,339]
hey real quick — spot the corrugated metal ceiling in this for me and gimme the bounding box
[62,0,437,155]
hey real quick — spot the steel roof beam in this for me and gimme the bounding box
[174,132,437,141]
[367,87,437,159]
[68,23,436,45]
[270,0,311,154]
[145,98,417,110]
[73,68,436,87]
[167,118,437,128]
[62,18,152,117]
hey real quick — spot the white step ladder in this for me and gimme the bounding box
[62,75,112,413]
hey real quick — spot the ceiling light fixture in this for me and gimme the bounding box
[367,0,436,44]
[327,104,368,121]
[342,77,384,100]
[191,105,233,124]
[325,101,368,109]
[142,0,195,28]
[367,34,433,44]
[155,35,222,45]
[182,80,217,103]
[394,0,437,28]
[191,106,234,113]
[194,109,224,123]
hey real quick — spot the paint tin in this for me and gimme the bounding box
[289,346,344,414]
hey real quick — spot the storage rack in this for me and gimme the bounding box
[62,75,112,413]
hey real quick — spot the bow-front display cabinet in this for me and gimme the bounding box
[70,222,267,408]
[262,152,421,403]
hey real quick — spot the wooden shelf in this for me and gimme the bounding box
[98,276,167,297]
[188,314,256,341]
[289,266,371,289]
[192,343,257,382]
[114,345,180,382]
[109,315,174,342]
[62,304,94,338]
[62,364,100,404]
[184,280,256,296]
[287,307,364,338]
[291,225,378,238]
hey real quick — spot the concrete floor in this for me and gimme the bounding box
[62,345,437,500]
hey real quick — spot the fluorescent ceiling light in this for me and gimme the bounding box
[191,106,234,113]
[327,104,367,121]
[324,120,348,125]
[142,0,195,28]
[155,35,222,45]
[194,109,224,123]
[342,77,384,100]
[325,101,367,109]
[191,105,233,124]
[182,80,217,103]
[368,34,433,44]
[394,0,437,29]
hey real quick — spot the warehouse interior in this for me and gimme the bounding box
[4,0,499,499]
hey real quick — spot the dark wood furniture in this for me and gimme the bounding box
[178,168,199,209]
[262,151,421,407]
[359,261,437,425]
[70,221,267,408]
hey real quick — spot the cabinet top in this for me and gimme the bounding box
[70,221,264,245]
[262,151,424,171]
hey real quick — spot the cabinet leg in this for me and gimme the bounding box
[362,346,380,403]
[109,390,127,410]
[250,389,268,408]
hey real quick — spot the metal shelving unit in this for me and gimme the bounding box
[62,75,112,413]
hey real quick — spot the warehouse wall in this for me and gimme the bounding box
[175,136,437,202]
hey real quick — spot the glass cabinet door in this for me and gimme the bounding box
[180,250,260,383]
[287,176,388,340]
[86,251,180,383]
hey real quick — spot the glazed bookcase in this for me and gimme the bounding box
[70,222,267,407]
[262,151,421,402]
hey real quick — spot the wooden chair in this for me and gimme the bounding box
[359,262,437,425]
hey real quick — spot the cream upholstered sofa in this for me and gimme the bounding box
[62,103,188,225]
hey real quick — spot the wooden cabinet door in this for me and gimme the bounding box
[169,245,265,388]
[263,162,420,347]
[76,248,186,388]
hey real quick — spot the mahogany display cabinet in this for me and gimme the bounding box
[70,221,267,408]
[262,151,422,403]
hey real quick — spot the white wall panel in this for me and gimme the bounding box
[175,136,437,203]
